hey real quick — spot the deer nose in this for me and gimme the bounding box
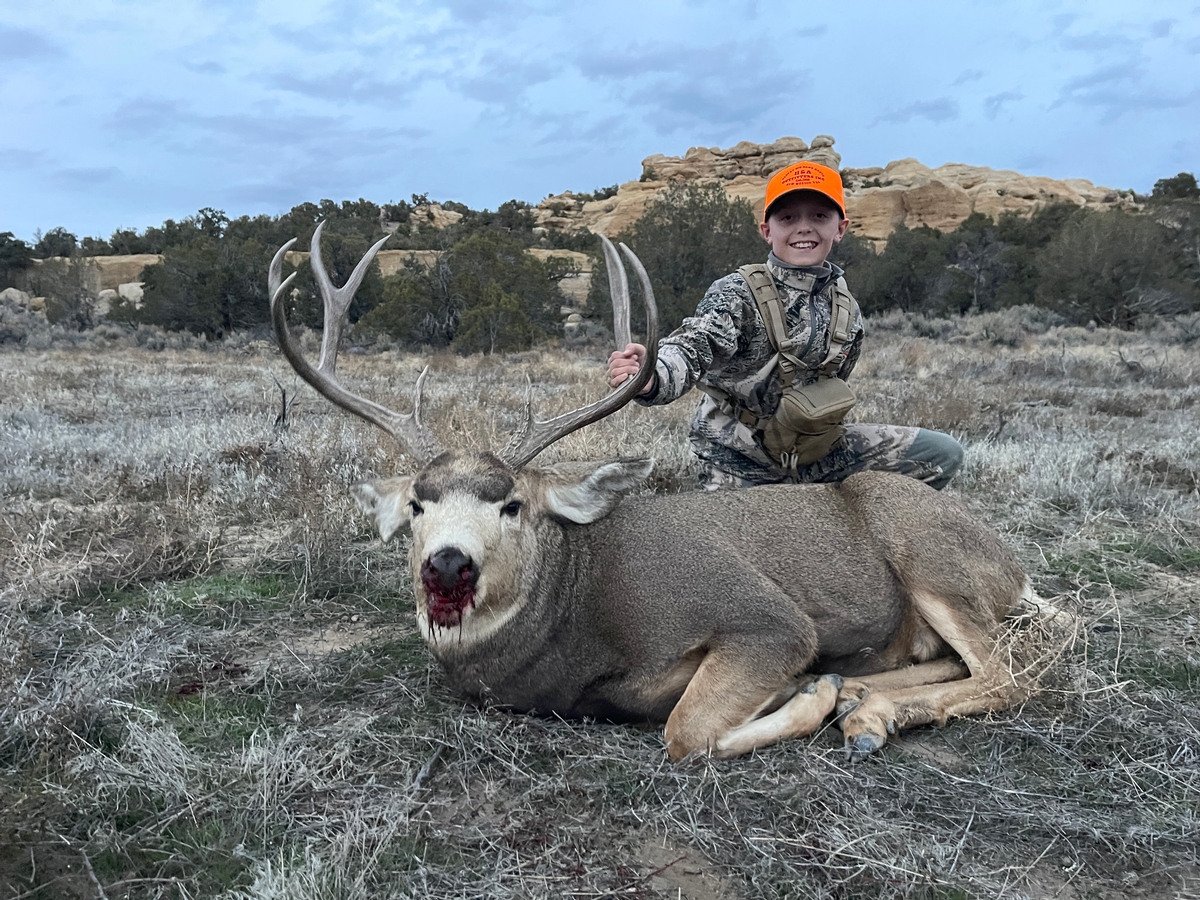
[424,547,478,592]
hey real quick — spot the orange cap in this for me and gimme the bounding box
[763,161,845,221]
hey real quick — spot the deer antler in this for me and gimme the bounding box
[498,235,659,470]
[269,222,445,465]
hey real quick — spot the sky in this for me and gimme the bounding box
[1,0,1198,243]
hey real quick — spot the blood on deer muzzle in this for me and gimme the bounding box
[421,547,479,628]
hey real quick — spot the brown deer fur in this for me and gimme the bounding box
[352,452,1039,760]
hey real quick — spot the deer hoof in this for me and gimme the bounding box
[844,732,887,760]
[802,673,844,694]
[840,694,897,757]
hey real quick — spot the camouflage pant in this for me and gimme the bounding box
[698,425,964,492]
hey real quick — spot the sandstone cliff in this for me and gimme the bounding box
[532,136,1137,246]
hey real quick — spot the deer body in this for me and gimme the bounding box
[353,451,1028,759]
[270,227,1053,761]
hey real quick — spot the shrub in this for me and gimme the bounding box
[457,280,545,354]
[0,232,32,289]
[1036,209,1198,328]
[361,229,564,350]
[32,226,78,259]
[593,182,764,336]
[1152,172,1199,201]
[122,236,271,338]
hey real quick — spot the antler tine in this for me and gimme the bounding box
[310,220,391,374]
[600,234,632,349]
[269,226,446,465]
[498,236,659,470]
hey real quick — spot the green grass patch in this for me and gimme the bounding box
[1120,652,1200,692]
[1128,538,1200,572]
[88,573,298,622]
[159,691,274,751]
[1044,548,1143,592]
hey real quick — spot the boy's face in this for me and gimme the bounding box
[759,192,849,267]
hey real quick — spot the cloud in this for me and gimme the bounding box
[436,0,539,23]
[983,91,1023,119]
[1016,152,1051,173]
[1051,13,1077,34]
[1149,19,1173,38]
[873,98,960,125]
[1058,29,1136,52]
[184,61,226,75]
[53,166,122,189]
[1,148,44,170]
[456,55,555,108]
[531,113,632,149]
[1053,61,1199,121]
[107,99,185,137]
[1061,61,1143,92]
[0,25,62,60]
[953,69,984,86]
[574,41,803,135]
[268,69,419,108]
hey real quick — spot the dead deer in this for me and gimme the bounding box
[269,224,1057,761]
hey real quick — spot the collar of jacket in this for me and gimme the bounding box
[766,253,844,294]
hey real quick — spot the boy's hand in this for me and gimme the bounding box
[607,343,654,395]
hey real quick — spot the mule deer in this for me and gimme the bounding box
[269,225,1055,760]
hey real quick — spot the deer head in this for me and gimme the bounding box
[269,225,658,644]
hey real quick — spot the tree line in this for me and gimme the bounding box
[1,196,584,352]
[3,171,1198,348]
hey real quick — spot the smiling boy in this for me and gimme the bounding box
[606,160,964,490]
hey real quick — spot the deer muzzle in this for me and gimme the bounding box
[420,547,480,628]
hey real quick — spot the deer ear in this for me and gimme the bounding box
[351,477,414,541]
[544,458,653,524]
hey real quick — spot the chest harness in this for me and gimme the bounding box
[706,265,859,473]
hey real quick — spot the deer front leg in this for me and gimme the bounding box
[664,631,834,761]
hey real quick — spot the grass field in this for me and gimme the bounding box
[2,310,1198,899]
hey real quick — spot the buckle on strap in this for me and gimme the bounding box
[779,451,801,481]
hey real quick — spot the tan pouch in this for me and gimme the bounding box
[762,376,856,468]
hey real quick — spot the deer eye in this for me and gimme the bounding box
[501,500,522,518]
[408,500,424,517]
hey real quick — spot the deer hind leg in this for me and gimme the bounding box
[664,640,838,761]
[839,591,1030,758]
[836,657,970,715]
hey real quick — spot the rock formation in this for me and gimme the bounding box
[28,254,162,294]
[532,135,1137,247]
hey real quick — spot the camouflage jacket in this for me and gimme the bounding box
[639,253,864,482]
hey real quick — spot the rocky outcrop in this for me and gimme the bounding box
[0,287,40,313]
[841,158,1136,243]
[27,254,161,295]
[532,136,1137,247]
[532,136,833,237]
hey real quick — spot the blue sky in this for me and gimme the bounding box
[1,0,1197,242]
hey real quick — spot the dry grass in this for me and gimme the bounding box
[1,313,1198,899]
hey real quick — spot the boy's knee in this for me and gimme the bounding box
[698,464,756,491]
[904,429,964,490]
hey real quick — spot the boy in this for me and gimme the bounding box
[606,160,963,490]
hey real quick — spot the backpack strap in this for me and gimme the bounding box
[820,276,857,377]
[738,264,805,387]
